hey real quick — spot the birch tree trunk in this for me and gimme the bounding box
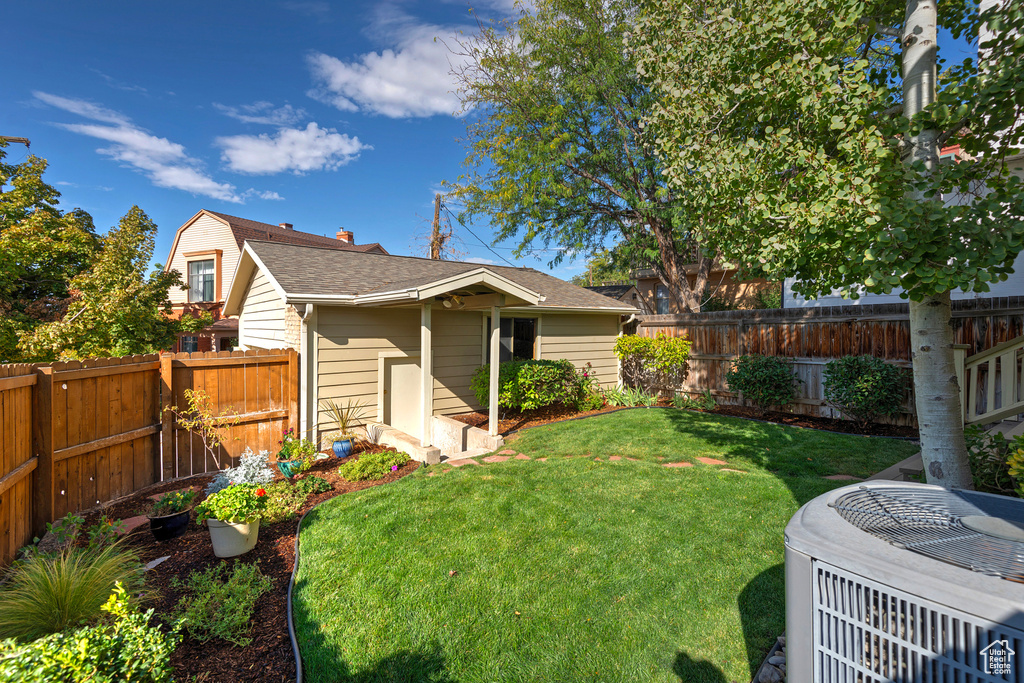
[903,0,974,489]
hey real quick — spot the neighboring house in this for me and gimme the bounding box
[785,147,1024,308]
[633,266,775,314]
[163,209,387,352]
[222,240,637,455]
[585,284,650,314]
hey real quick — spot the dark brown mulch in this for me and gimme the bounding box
[450,401,918,439]
[80,444,419,683]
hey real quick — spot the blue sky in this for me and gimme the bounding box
[2,1,576,276]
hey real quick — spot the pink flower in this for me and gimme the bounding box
[391,465,399,471]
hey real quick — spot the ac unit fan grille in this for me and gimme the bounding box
[831,487,1024,581]
[813,560,1024,682]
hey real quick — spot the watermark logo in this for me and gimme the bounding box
[981,639,1015,676]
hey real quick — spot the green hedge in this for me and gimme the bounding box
[614,333,691,393]
[822,355,909,427]
[471,359,584,411]
[725,355,800,413]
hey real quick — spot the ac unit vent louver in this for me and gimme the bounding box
[786,482,1024,683]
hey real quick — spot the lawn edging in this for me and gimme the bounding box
[287,461,423,683]
[506,405,920,442]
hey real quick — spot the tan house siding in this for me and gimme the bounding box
[538,313,620,388]
[237,270,288,349]
[315,307,420,434]
[636,270,774,313]
[167,214,241,305]
[432,309,485,415]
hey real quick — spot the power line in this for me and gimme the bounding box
[442,204,518,267]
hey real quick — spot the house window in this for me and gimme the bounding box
[188,260,215,302]
[180,336,199,353]
[656,285,670,314]
[486,317,537,362]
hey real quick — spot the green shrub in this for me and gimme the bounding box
[471,359,581,411]
[338,450,410,482]
[674,389,717,411]
[171,562,272,647]
[725,355,800,413]
[0,544,145,640]
[614,333,691,394]
[294,475,332,495]
[964,425,1020,496]
[823,355,909,427]
[259,481,309,525]
[0,583,181,682]
[752,284,783,310]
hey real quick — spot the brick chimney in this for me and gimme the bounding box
[337,228,354,244]
[279,222,293,230]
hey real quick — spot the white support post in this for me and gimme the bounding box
[421,302,433,445]
[489,304,501,436]
[300,304,318,441]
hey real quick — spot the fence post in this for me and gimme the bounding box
[160,354,174,481]
[31,366,54,536]
[287,349,299,437]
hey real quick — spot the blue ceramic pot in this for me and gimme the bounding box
[333,438,353,458]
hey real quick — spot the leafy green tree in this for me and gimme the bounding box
[20,206,209,360]
[633,0,1024,488]
[448,0,719,312]
[0,143,99,361]
[570,249,637,286]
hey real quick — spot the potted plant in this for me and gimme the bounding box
[275,428,316,478]
[320,398,368,458]
[195,484,268,558]
[148,489,197,542]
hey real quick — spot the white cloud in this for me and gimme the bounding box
[216,122,369,174]
[465,256,497,265]
[213,101,307,126]
[306,12,470,118]
[35,91,244,203]
[243,189,286,201]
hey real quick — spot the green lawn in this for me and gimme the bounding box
[293,410,917,682]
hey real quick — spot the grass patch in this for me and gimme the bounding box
[507,408,917,478]
[294,411,916,681]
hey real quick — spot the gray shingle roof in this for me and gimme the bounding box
[208,211,387,254]
[246,240,636,311]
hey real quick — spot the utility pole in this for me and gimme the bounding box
[430,193,442,260]
[0,137,30,148]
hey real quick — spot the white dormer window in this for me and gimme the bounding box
[188,260,215,302]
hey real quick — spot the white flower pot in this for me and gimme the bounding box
[206,518,260,558]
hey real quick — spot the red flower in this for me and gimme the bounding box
[256,488,266,497]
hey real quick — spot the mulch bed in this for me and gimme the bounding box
[450,401,919,439]
[80,444,419,683]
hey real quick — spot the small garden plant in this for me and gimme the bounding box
[965,425,1022,496]
[171,562,272,647]
[725,354,801,413]
[206,447,276,495]
[165,388,240,471]
[0,583,181,682]
[277,428,317,464]
[822,355,909,427]
[339,450,410,482]
[614,332,691,395]
[320,398,369,443]
[673,389,717,411]
[151,490,197,517]
[196,484,268,524]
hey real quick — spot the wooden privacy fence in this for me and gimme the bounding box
[0,348,298,566]
[637,296,1024,425]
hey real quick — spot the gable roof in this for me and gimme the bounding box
[585,284,637,300]
[224,241,638,315]
[205,211,387,254]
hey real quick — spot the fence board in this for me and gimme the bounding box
[638,297,1024,425]
[0,365,38,564]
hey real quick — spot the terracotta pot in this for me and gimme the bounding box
[206,517,260,558]
[148,509,190,542]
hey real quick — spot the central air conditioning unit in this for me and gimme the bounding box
[785,481,1024,682]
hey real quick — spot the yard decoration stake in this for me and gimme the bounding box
[633,0,1024,489]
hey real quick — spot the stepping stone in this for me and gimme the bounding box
[117,515,150,535]
[594,457,602,462]
[482,455,511,463]
[696,457,728,466]
[499,449,517,455]
[720,468,746,473]
[448,459,481,467]
[609,456,621,461]
[514,454,531,460]
[537,458,548,462]
[145,556,171,571]
[626,457,639,461]
[664,462,694,468]
[824,474,862,481]
[427,472,436,477]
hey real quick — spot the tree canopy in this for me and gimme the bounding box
[448,0,720,311]
[633,0,1024,487]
